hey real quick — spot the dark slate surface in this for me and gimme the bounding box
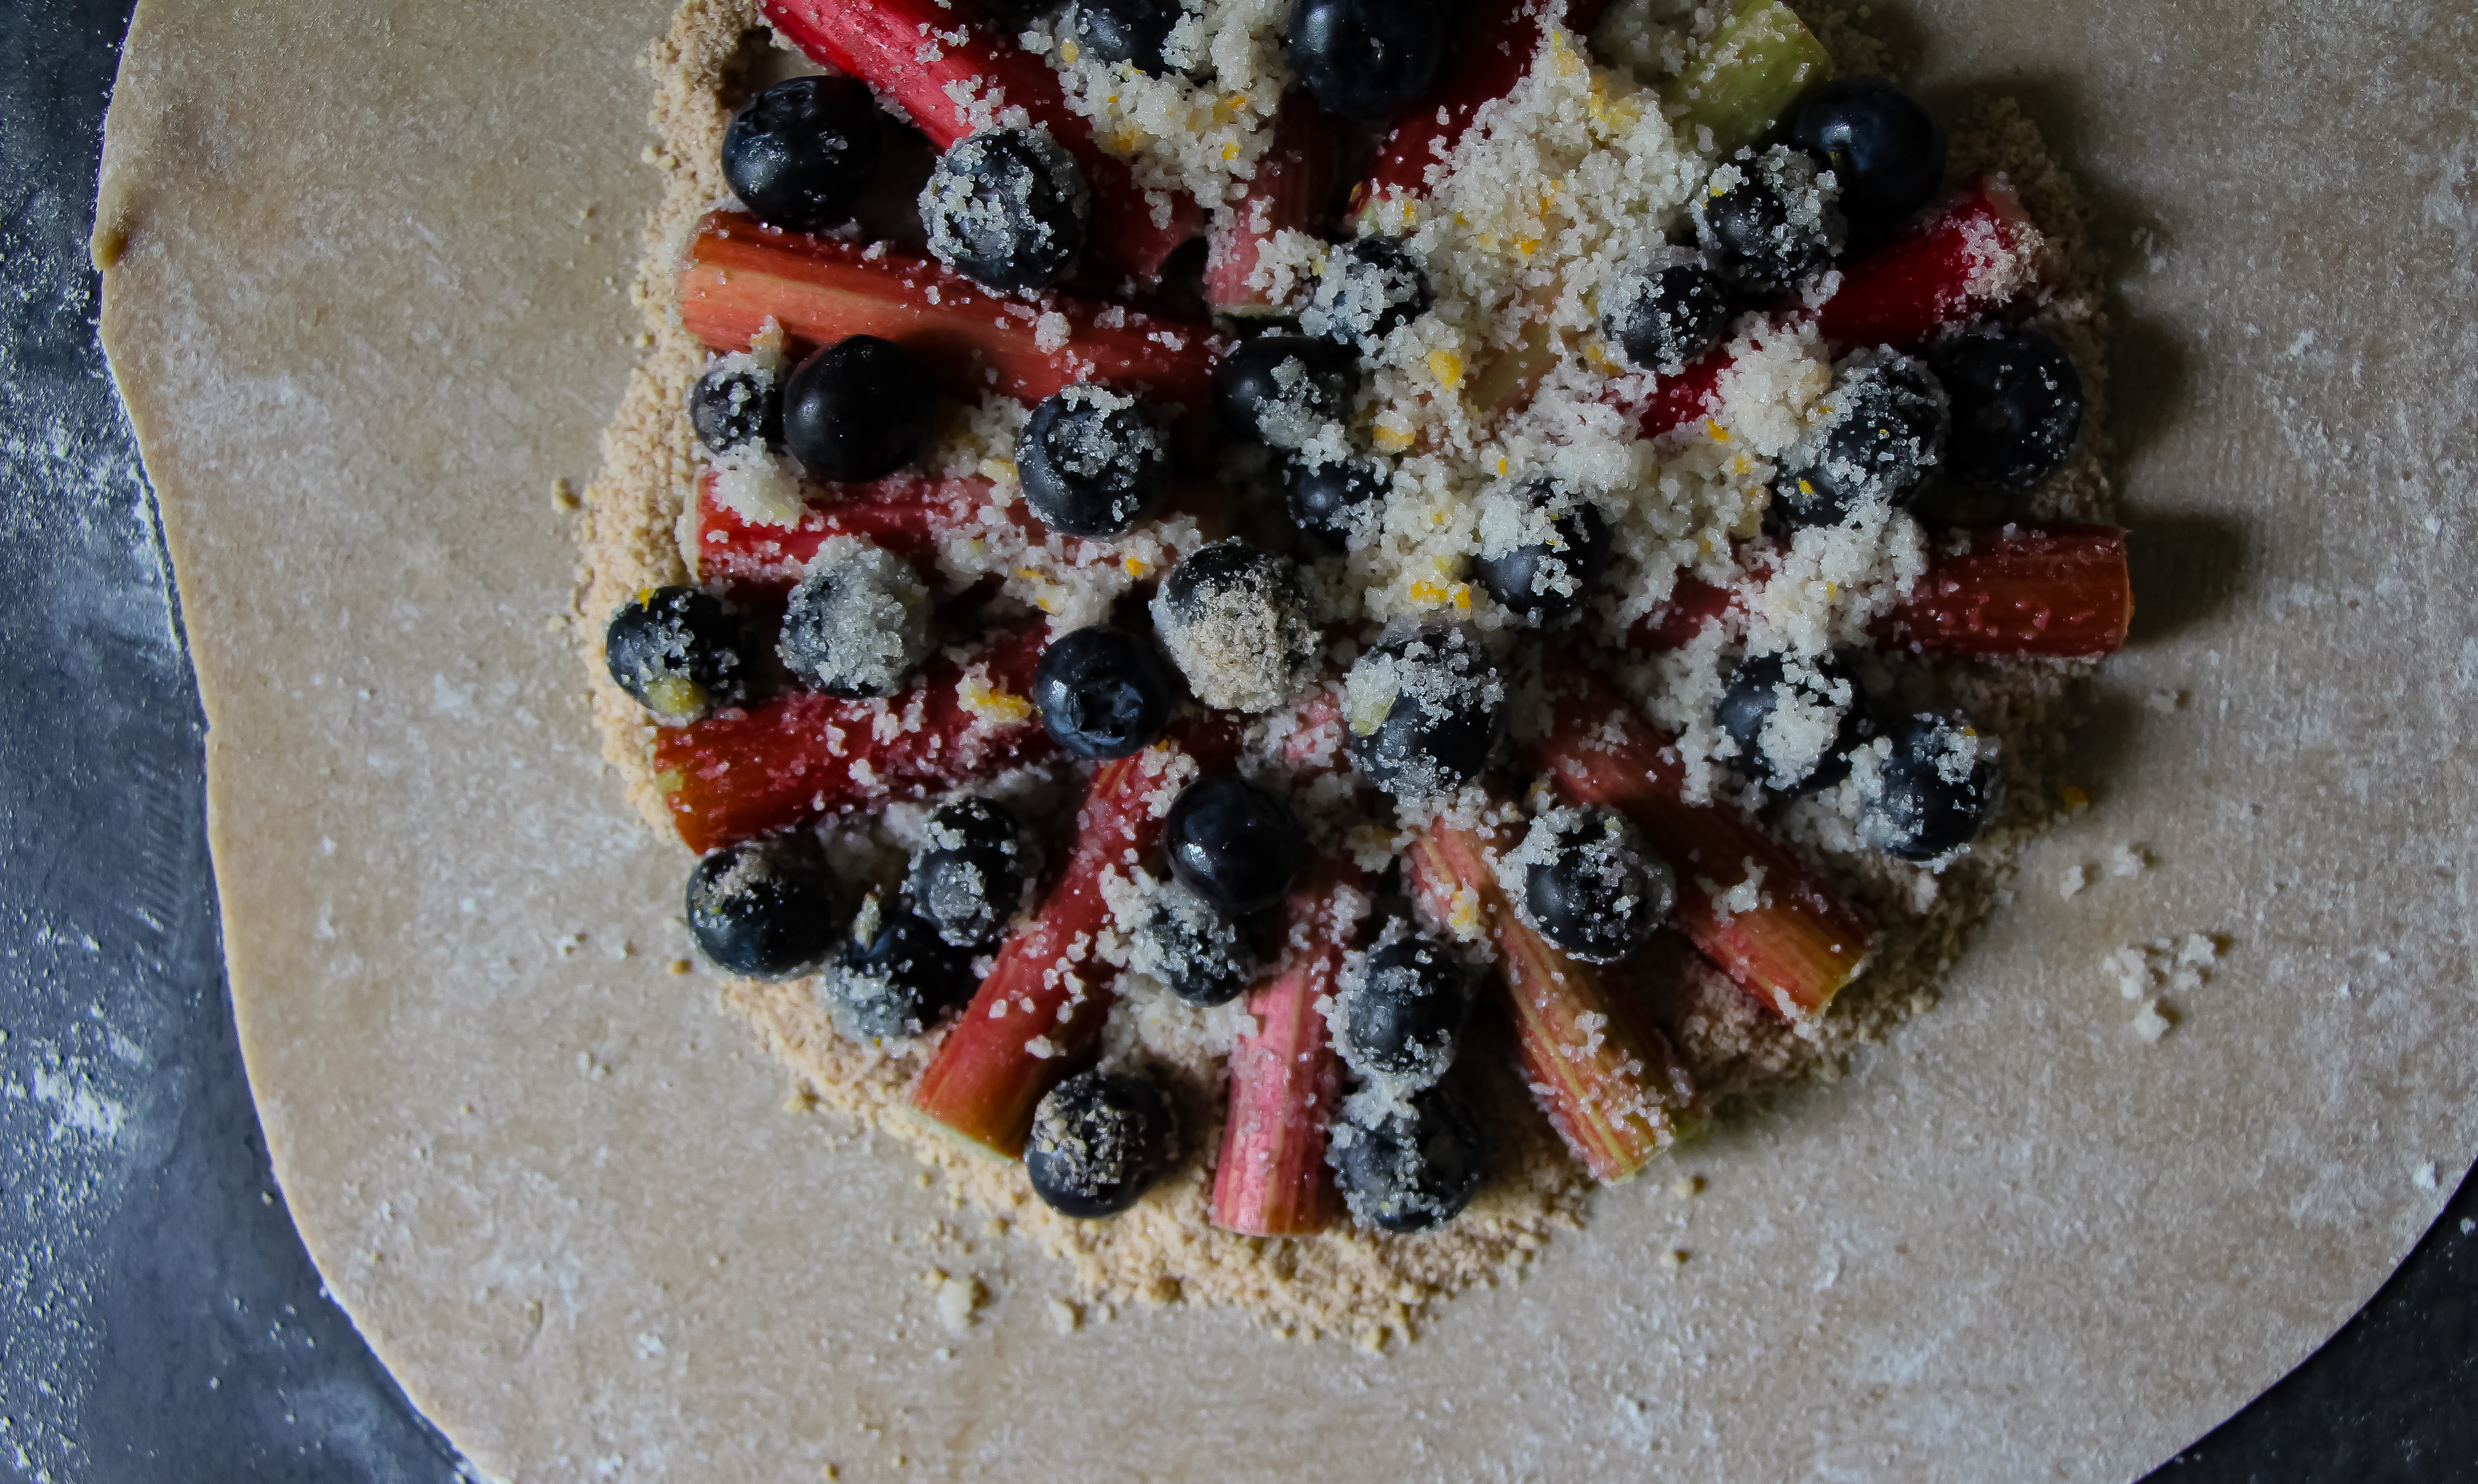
[0,1,2466,1480]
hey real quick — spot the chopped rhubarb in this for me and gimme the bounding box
[1209,857,1364,1236]
[1516,652,1874,1021]
[1350,0,1616,223]
[689,469,1234,599]
[1404,811,1697,1182]
[1878,523,2133,658]
[911,720,1243,1156]
[654,622,1054,854]
[1657,0,1832,159]
[678,213,1223,413]
[760,0,1201,282]
[1204,91,1341,316]
[1622,524,2132,661]
[1634,178,2041,441]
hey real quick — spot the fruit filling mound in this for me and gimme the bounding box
[576,0,2127,1342]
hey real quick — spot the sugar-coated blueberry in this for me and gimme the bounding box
[819,892,976,1043]
[1066,0,1188,74]
[722,76,883,233]
[1927,327,2084,490]
[1769,353,1947,529]
[1600,256,1735,374]
[1150,540,1321,714]
[1716,650,1873,793]
[1162,774,1307,915]
[604,585,747,724]
[1857,711,2000,862]
[775,536,935,698]
[688,358,783,455]
[1693,145,1842,297]
[904,798,1027,950]
[781,335,935,483]
[1284,0,1445,120]
[1310,237,1433,345]
[1790,78,1946,245]
[1282,455,1386,553]
[1017,384,1172,537]
[1026,1070,1175,1218]
[1343,622,1504,798]
[1031,624,1179,759]
[1512,808,1673,964]
[1214,334,1359,446]
[684,834,843,980]
[1331,1084,1485,1233]
[919,126,1089,293]
[1124,877,1255,1006]
[1472,481,1611,627]
[1334,932,1473,1088]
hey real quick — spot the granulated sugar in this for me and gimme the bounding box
[572,0,2121,1342]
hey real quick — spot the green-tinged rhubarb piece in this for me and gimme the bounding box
[1659,0,1833,158]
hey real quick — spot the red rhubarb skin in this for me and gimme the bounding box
[1517,653,1874,1022]
[1351,0,1618,218]
[1634,177,2038,440]
[1204,90,1340,314]
[678,213,1224,412]
[692,471,1239,599]
[1404,816,1695,1183]
[912,720,1242,1155]
[653,623,1054,854]
[1624,524,2133,660]
[1209,857,1362,1236]
[761,0,1201,282]
[1877,524,2133,658]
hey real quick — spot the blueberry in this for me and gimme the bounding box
[1213,334,1359,446]
[1769,353,1947,529]
[1331,1084,1484,1233]
[1285,0,1446,120]
[685,835,843,979]
[1065,0,1188,75]
[1334,932,1473,1087]
[721,76,883,234]
[781,335,936,483]
[776,537,935,698]
[905,798,1027,949]
[1343,622,1504,797]
[1716,650,1872,793]
[1162,774,1307,915]
[821,892,975,1042]
[1790,78,1946,245]
[1282,455,1386,553]
[1693,145,1841,297]
[1926,327,2085,490]
[1150,540,1321,713]
[1512,808,1674,964]
[1031,624,1179,759]
[1309,237,1433,346]
[919,125,1089,293]
[1857,711,2000,862]
[1471,481,1611,628]
[604,585,748,724]
[1124,877,1254,1006]
[1599,257,1734,373]
[1026,1070,1175,1218]
[1017,384,1172,537]
[688,357,783,455]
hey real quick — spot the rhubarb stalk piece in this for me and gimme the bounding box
[1349,0,1617,224]
[1658,0,1832,159]
[911,720,1243,1155]
[761,0,1201,282]
[1404,811,1697,1182]
[1877,523,2133,658]
[1623,524,2132,661]
[1517,653,1873,1021]
[678,213,1223,413]
[653,622,1054,853]
[1635,178,2041,441]
[1209,857,1365,1236]
[1204,91,1340,316]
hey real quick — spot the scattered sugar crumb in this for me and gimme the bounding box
[2108,844,2150,878]
[1670,1175,1703,1199]
[935,1275,983,1333]
[550,476,580,511]
[2144,688,2186,713]
[1659,1248,1690,1269]
[2130,1000,2174,1043]
[1045,1297,1081,1335]
[2412,1163,2439,1191]
[667,958,692,975]
[2059,863,2089,899]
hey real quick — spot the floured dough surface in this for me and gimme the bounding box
[95,0,2478,1478]
[572,0,2122,1342]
